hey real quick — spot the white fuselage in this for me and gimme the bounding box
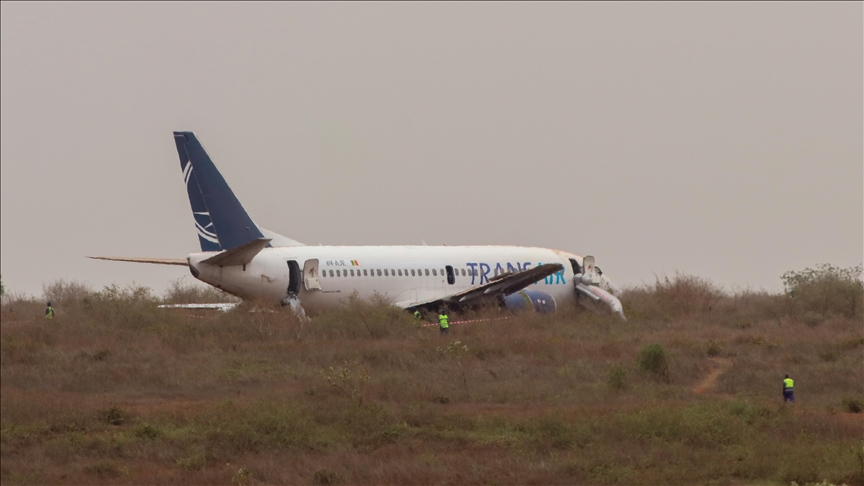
[188,245,585,309]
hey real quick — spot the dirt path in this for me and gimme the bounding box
[693,357,732,394]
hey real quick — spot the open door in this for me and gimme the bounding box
[286,260,302,295]
[303,259,322,291]
[445,265,455,285]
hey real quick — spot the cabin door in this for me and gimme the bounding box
[303,259,322,291]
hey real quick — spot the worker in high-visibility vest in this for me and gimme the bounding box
[45,302,55,320]
[438,312,449,335]
[782,374,795,404]
[414,310,422,323]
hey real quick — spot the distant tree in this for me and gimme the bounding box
[636,343,670,383]
[781,263,863,318]
[0,274,4,297]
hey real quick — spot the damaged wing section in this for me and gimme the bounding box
[401,263,564,312]
[157,303,238,312]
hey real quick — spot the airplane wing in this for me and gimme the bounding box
[399,263,564,311]
[88,256,188,266]
[158,303,239,312]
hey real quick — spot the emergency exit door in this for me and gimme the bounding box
[303,259,322,291]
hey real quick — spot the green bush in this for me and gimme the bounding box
[636,343,670,383]
[706,340,723,357]
[782,263,863,319]
[842,398,864,414]
[607,365,628,391]
[97,406,127,426]
[313,469,343,485]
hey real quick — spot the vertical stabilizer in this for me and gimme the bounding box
[173,132,265,251]
[174,133,222,252]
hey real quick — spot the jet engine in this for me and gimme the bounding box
[503,290,557,313]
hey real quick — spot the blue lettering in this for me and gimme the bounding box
[539,263,550,284]
[466,263,478,285]
[507,262,518,274]
[555,270,566,284]
[479,263,491,284]
[494,262,505,277]
[522,262,532,271]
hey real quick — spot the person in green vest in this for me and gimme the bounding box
[438,311,449,335]
[782,374,794,404]
[414,310,422,323]
[45,302,55,320]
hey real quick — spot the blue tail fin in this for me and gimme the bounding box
[174,133,222,252]
[173,132,265,251]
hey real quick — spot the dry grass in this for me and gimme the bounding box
[1,273,862,485]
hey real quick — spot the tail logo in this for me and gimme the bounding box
[194,212,219,244]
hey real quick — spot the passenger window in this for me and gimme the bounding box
[411,269,415,276]
[363,269,368,276]
[440,269,444,276]
[384,269,389,276]
[461,268,466,276]
[336,269,341,277]
[350,269,354,277]
[376,269,382,276]
[329,270,334,277]
[432,269,437,276]
[424,269,429,276]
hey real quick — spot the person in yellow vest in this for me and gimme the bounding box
[45,302,55,320]
[414,310,422,323]
[782,374,794,404]
[438,311,449,335]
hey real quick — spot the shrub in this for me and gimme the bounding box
[623,273,724,318]
[308,293,413,339]
[321,361,371,406]
[636,343,670,383]
[607,364,628,391]
[842,398,864,414]
[134,422,163,440]
[162,277,239,304]
[313,469,343,485]
[42,279,92,306]
[706,340,723,357]
[98,406,127,426]
[782,263,863,319]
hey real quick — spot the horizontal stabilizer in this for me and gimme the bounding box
[260,227,304,247]
[88,256,188,266]
[201,238,271,266]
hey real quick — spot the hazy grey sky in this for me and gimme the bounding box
[2,2,862,298]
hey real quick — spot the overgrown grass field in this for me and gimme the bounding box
[1,268,862,485]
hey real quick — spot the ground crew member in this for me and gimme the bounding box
[438,311,449,335]
[45,302,54,320]
[414,310,422,323]
[783,374,794,403]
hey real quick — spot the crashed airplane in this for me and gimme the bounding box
[91,132,625,319]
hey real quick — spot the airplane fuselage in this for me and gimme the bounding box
[188,245,585,310]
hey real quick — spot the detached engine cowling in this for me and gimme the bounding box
[503,290,557,313]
